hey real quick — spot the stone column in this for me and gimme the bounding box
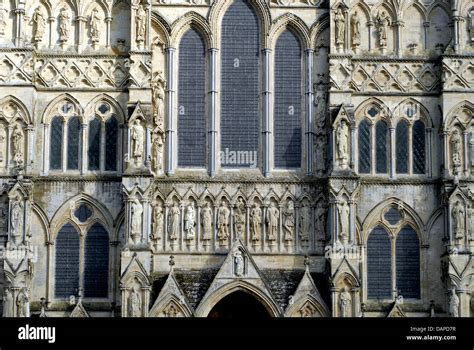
[408,123,413,175]
[48,17,55,48]
[143,198,151,245]
[395,20,404,56]
[100,121,106,171]
[452,15,463,53]
[442,131,449,177]
[145,126,151,169]
[350,125,356,171]
[349,199,355,244]
[367,21,373,52]
[42,123,49,175]
[390,127,396,179]
[463,131,468,176]
[306,49,314,175]
[208,48,218,177]
[165,47,175,176]
[5,126,11,169]
[76,15,87,51]
[81,123,87,174]
[263,48,272,177]
[331,286,338,317]
[14,8,25,47]
[423,22,429,50]
[427,128,433,178]
[105,17,112,48]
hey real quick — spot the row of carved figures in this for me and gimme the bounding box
[129,198,330,247]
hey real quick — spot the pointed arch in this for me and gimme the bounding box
[84,93,126,123]
[194,280,281,317]
[269,13,310,49]
[209,0,271,48]
[0,95,32,125]
[42,94,83,124]
[444,100,474,131]
[309,12,329,47]
[151,10,171,45]
[170,11,212,49]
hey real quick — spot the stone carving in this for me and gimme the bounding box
[338,200,350,243]
[130,198,143,244]
[299,204,311,241]
[32,8,46,43]
[234,250,244,277]
[300,303,317,317]
[351,11,360,49]
[2,288,13,317]
[136,4,147,46]
[168,203,180,241]
[89,8,102,45]
[334,8,345,47]
[283,201,295,241]
[314,85,327,132]
[336,122,349,168]
[16,288,30,318]
[11,124,23,166]
[314,200,327,241]
[164,302,178,317]
[339,287,351,317]
[217,201,230,240]
[452,201,465,244]
[152,203,163,244]
[152,133,164,173]
[250,204,262,242]
[0,126,5,164]
[266,203,279,242]
[128,286,142,317]
[131,119,144,167]
[233,198,246,238]
[184,203,196,240]
[0,4,6,37]
[58,7,70,43]
[201,202,213,240]
[10,196,24,246]
[376,11,390,48]
[152,71,166,130]
[449,289,459,317]
[451,130,462,175]
[315,136,327,175]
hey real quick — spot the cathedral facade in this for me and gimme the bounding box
[0,0,473,318]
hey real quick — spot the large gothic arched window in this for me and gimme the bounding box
[221,0,260,168]
[55,223,80,298]
[367,226,392,299]
[274,29,302,169]
[178,28,207,168]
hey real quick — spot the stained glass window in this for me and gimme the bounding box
[105,117,118,171]
[55,224,80,298]
[413,120,426,174]
[396,121,409,174]
[88,117,101,171]
[376,120,388,174]
[396,227,420,299]
[367,226,392,299]
[84,223,109,298]
[358,119,371,173]
[67,117,80,170]
[50,117,63,170]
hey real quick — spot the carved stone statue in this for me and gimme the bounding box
[58,7,70,43]
[32,8,46,43]
[234,250,244,277]
[2,288,13,317]
[130,198,143,244]
[300,303,316,317]
[164,303,178,317]
[184,203,196,240]
[233,198,246,238]
[449,289,459,318]
[314,200,327,240]
[217,201,230,240]
[314,86,327,132]
[152,204,163,243]
[339,287,352,317]
[89,8,101,43]
[300,204,311,241]
[131,119,144,167]
[334,8,345,46]
[128,286,141,317]
[452,201,465,242]
[283,201,295,241]
[315,136,327,174]
[10,197,24,246]
[12,124,23,165]
[351,11,361,48]
[266,203,279,241]
[338,200,350,243]
[152,72,166,130]
[16,288,30,318]
[0,126,6,164]
[250,204,262,242]
[376,11,390,48]
[152,132,164,173]
[168,203,180,241]
[336,122,349,168]
[136,4,147,45]
[201,202,213,241]
[0,5,6,37]
[451,130,462,174]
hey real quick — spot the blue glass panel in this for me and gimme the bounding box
[384,207,402,225]
[274,30,302,169]
[396,227,420,299]
[358,119,371,173]
[67,117,80,170]
[221,0,260,168]
[178,28,206,167]
[55,224,80,298]
[367,226,392,299]
[74,204,93,223]
[105,117,118,171]
[376,121,388,174]
[50,117,63,170]
[396,121,409,174]
[88,118,101,171]
[84,223,109,298]
[413,120,425,174]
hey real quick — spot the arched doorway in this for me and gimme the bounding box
[207,291,271,318]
